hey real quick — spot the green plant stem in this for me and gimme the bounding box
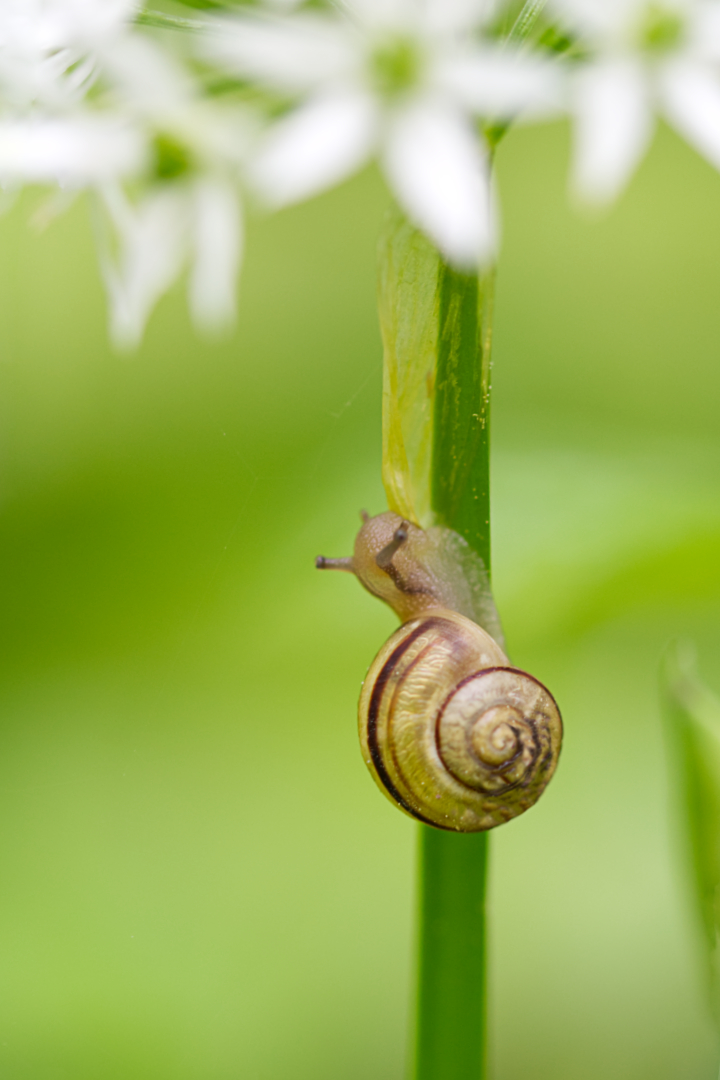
[414,265,495,1080]
[415,830,489,1079]
[432,265,494,563]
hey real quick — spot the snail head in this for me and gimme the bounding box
[316,511,444,622]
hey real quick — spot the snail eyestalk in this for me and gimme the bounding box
[315,556,354,571]
[376,522,409,569]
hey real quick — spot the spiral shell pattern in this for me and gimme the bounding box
[358,611,562,832]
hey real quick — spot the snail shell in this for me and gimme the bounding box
[317,512,562,832]
[359,610,561,831]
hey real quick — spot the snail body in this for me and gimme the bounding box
[317,512,562,832]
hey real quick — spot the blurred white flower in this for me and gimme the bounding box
[0,7,252,349]
[0,0,135,112]
[201,0,561,268]
[97,176,242,349]
[552,0,720,201]
[92,34,249,347]
[100,33,249,176]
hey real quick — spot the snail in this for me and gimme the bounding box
[316,511,562,832]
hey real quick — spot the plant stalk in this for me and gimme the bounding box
[414,264,495,1080]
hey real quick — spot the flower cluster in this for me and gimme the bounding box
[7,0,720,345]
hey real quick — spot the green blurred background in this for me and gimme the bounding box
[1,119,719,1079]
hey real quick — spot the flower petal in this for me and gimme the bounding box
[98,184,188,349]
[200,13,359,93]
[422,0,498,35]
[0,115,145,184]
[0,0,133,52]
[53,0,134,48]
[345,0,417,31]
[100,33,195,112]
[251,91,377,206]
[189,177,242,332]
[547,0,635,42]
[434,45,564,120]
[382,99,495,268]
[689,2,720,64]
[571,57,652,203]
[349,0,495,34]
[660,59,720,172]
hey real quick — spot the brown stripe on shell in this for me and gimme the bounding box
[365,618,453,829]
[383,627,473,827]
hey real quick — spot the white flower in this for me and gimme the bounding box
[201,0,561,268]
[91,34,249,347]
[97,176,242,349]
[0,0,135,112]
[552,0,720,201]
[0,14,250,348]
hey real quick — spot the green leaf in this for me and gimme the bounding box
[662,641,720,1006]
[377,206,440,528]
[377,208,495,574]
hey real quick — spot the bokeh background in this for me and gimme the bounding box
[1,118,720,1079]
